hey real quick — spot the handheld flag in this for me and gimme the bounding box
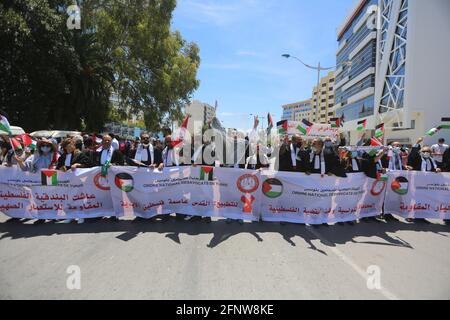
[267,113,273,133]
[357,119,367,131]
[277,120,288,134]
[17,134,36,149]
[9,137,23,151]
[375,123,385,138]
[370,137,383,147]
[0,115,12,135]
[426,127,441,136]
[330,118,341,128]
[297,119,313,135]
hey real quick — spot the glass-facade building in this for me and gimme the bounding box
[335,0,378,122]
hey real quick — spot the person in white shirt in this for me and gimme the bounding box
[431,138,449,169]
[109,133,120,151]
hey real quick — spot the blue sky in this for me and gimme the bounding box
[172,0,356,130]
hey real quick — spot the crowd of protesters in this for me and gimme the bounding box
[1,123,450,225]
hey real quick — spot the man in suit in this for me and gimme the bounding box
[278,134,309,172]
[96,134,124,166]
[306,138,346,177]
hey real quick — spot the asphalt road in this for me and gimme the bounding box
[0,214,449,300]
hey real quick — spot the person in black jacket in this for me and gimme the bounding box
[443,147,450,172]
[56,138,90,171]
[306,138,346,177]
[278,134,309,172]
[407,146,442,173]
[95,135,125,166]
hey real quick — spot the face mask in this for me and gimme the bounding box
[40,146,51,153]
[393,147,400,153]
[351,151,358,158]
[421,152,431,159]
[324,141,333,148]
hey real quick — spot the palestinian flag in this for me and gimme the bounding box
[426,127,441,136]
[0,115,12,135]
[330,118,341,128]
[9,137,23,151]
[441,118,450,122]
[171,115,190,148]
[17,134,36,150]
[277,120,288,134]
[41,170,58,186]
[370,137,383,147]
[391,176,409,195]
[357,119,367,131]
[262,178,283,199]
[439,125,450,129]
[200,166,214,181]
[375,123,385,138]
[114,173,134,192]
[297,119,313,135]
[267,113,274,133]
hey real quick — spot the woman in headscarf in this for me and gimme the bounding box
[16,138,59,172]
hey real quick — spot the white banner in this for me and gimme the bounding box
[109,166,262,221]
[287,121,339,139]
[260,171,386,224]
[384,171,450,219]
[0,166,114,219]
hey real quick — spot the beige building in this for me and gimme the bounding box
[281,100,311,122]
[311,71,335,123]
[184,100,216,135]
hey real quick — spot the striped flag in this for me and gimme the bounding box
[297,119,313,135]
[9,137,23,151]
[41,170,58,186]
[17,134,36,149]
[357,119,367,131]
[370,137,383,147]
[0,114,12,135]
[267,113,273,134]
[330,118,341,128]
[375,123,385,138]
[277,120,288,134]
[426,127,441,136]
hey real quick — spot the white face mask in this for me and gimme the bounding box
[40,146,51,153]
[421,152,431,159]
[393,147,401,153]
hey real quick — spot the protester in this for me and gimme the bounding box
[128,133,156,167]
[109,133,120,151]
[383,142,406,171]
[431,138,449,169]
[81,137,97,168]
[306,138,346,177]
[95,135,125,166]
[160,135,179,168]
[16,138,59,172]
[278,134,309,172]
[407,146,442,173]
[56,138,90,171]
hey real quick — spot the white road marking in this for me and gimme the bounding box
[305,226,400,300]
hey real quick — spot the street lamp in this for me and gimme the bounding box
[282,54,352,122]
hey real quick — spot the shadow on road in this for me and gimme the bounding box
[0,217,448,255]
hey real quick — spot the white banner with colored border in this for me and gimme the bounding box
[384,171,450,219]
[259,171,387,224]
[109,166,261,221]
[0,166,115,219]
